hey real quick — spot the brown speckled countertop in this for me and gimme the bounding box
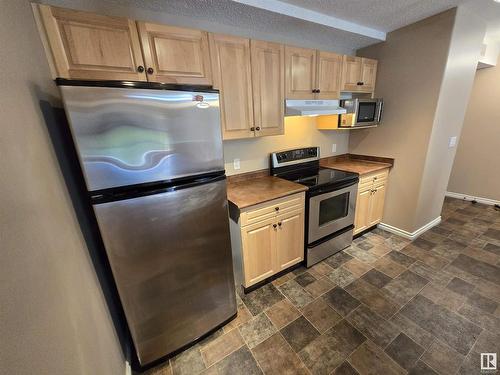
[320,154,394,175]
[227,176,307,209]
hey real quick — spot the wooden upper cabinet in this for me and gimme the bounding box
[341,55,378,92]
[209,34,254,140]
[316,51,343,99]
[250,40,285,137]
[341,55,363,92]
[34,4,146,81]
[285,46,316,99]
[137,22,212,85]
[360,58,378,92]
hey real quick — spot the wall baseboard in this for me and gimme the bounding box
[445,191,500,206]
[377,216,442,240]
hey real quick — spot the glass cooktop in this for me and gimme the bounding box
[275,166,358,190]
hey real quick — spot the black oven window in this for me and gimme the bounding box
[319,192,349,226]
[357,102,376,122]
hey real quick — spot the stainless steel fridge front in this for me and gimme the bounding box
[94,180,236,364]
[93,178,236,365]
[60,85,224,192]
[58,83,236,366]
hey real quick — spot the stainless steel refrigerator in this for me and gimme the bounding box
[58,81,236,367]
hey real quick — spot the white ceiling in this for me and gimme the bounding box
[242,0,500,43]
[46,0,500,51]
[275,0,467,32]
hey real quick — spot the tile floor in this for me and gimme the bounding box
[144,198,500,375]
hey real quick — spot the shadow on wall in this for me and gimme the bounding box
[35,86,134,366]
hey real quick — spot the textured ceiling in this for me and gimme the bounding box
[44,0,500,52]
[275,0,500,41]
[46,0,380,52]
[277,0,467,32]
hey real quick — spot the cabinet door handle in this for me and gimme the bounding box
[275,207,279,211]
[147,67,154,74]
[250,127,255,131]
[273,224,277,229]
[255,127,261,131]
[137,65,145,73]
[278,222,282,227]
[316,89,321,93]
[357,81,363,86]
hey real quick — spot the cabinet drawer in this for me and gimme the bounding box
[240,192,305,227]
[359,169,389,188]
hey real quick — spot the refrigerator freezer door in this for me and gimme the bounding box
[93,178,236,365]
[60,85,223,192]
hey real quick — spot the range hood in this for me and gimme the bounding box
[285,99,347,117]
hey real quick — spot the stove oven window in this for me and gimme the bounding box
[319,192,349,226]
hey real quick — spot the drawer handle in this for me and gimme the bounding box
[278,222,282,227]
[275,207,279,211]
[374,176,378,180]
[273,224,277,229]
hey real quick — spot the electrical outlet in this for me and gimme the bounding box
[448,136,457,148]
[331,143,337,153]
[233,158,240,170]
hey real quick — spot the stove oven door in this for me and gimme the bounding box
[308,181,358,243]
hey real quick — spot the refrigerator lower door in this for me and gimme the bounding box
[93,178,236,366]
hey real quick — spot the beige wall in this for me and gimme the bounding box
[447,55,500,201]
[415,7,485,228]
[224,117,349,175]
[0,1,125,374]
[350,10,456,233]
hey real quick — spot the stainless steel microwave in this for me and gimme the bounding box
[338,98,383,128]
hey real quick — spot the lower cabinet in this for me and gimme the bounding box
[276,210,304,271]
[241,218,277,286]
[230,192,305,288]
[353,169,389,235]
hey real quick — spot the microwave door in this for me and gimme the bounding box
[356,102,378,125]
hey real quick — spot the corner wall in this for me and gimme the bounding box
[447,54,500,202]
[349,8,485,233]
[1,1,125,374]
[349,10,456,233]
[415,7,486,228]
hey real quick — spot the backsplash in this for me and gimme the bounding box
[223,116,349,175]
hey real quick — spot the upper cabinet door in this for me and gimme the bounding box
[35,5,146,81]
[341,55,363,92]
[251,40,285,137]
[209,34,254,140]
[360,58,378,92]
[316,51,342,99]
[137,22,212,85]
[285,46,316,99]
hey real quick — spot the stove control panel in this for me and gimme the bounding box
[271,147,320,168]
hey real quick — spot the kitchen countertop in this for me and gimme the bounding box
[320,154,394,175]
[227,176,307,209]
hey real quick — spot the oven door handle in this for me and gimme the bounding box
[308,178,359,197]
